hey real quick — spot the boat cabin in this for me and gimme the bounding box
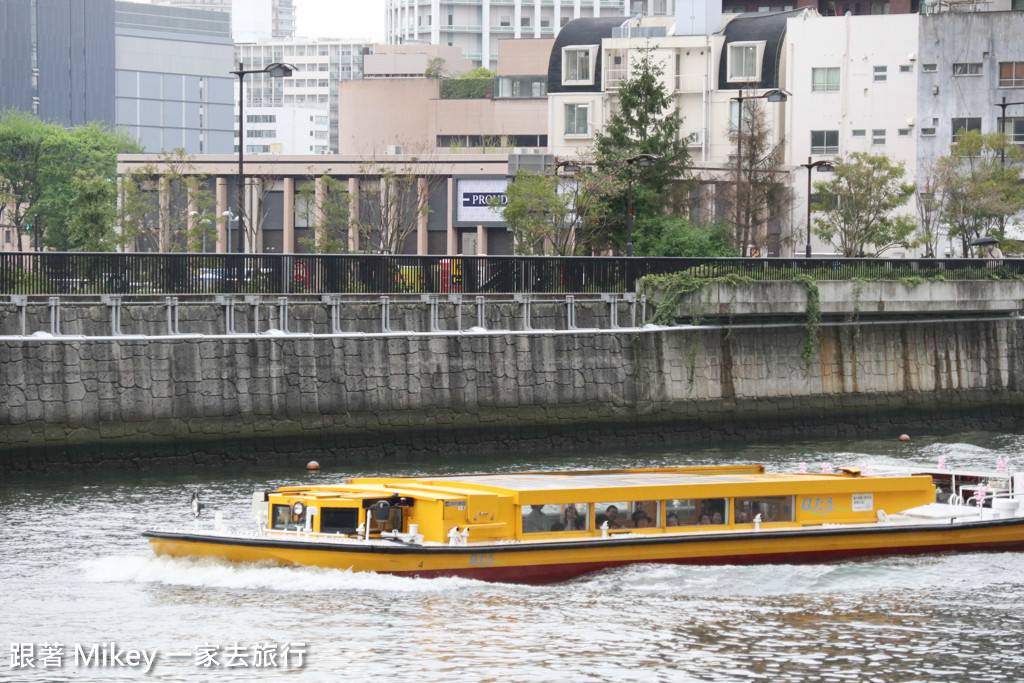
[257,465,939,544]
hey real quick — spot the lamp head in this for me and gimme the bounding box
[265,62,295,78]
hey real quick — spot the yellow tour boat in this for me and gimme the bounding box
[144,463,1024,583]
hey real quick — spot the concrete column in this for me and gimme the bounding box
[216,177,228,253]
[348,177,360,252]
[477,224,488,255]
[417,176,429,255]
[314,175,326,251]
[283,177,295,254]
[158,176,170,252]
[447,177,457,255]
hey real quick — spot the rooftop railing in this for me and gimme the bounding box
[1,252,1021,297]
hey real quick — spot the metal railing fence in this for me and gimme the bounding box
[1,252,1021,297]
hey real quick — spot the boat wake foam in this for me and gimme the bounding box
[79,555,487,593]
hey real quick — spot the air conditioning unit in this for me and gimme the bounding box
[385,145,403,155]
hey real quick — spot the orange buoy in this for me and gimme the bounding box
[899,434,910,442]
[306,460,320,471]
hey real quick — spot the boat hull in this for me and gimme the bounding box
[145,517,1024,584]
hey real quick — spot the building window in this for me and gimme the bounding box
[922,63,937,73]
[899,64,913,73]
[999,62,1024,88]
[810,130,839,155]
[1003,117,1024,146]
[920,127,936,136]
[951,117,982,142]
[898,128,911,137]
[952,63,983,77]
[873,65,887,82]
[563,47,596,85]
[872,129,886,145]
[728,42,763,82]
[811,67,840,92]
[499,15,511,27]
[565,103,589,136]
[852,129,866,137]
[521,16,531,27]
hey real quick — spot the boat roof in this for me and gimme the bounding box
[275,465,933,502]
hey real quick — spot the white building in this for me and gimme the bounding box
[786,12,920,257]
[236,38,372,153]
[240,106,330,154]
[148,0,297,39]
[385,0,674,69]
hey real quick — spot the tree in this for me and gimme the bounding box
[915,163,943,258]
[0,111,50,250]
[0,111,140,252]
[296,172,352,253]
[355,157,448,254]
[812,152,917,257]
[593,46,693,249]
[496,164,619,255]
[726,100,790,255]
[65,170,117,251]
[933,130,1024,256]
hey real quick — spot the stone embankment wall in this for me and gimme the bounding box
[1,288,1021,474]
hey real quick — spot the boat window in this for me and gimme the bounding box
[665,498,729,526]
[523,504,557,533]
[596,502,630,529]
[629,501,659,528]
[551,503,589,531]
[734,496,794,523]
[320,507,359,534]
[271,504,301,530]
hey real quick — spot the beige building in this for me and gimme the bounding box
[339,39,553,156]
[116,153,515,255]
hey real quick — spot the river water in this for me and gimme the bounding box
[3,430,1024,682]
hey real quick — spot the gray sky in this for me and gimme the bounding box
[294,0,385,42]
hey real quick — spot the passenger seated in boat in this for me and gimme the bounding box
[562,504,586,531]
[711,512,724,525]
[666,513,680,527]
[595,513,609,529]
[699,513,712,525]
[524,505,550,533]
[549,521,565,531]
[633,513,652,528]
[605,505,627,529]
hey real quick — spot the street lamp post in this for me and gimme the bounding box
[189,210,212,253]
[800,157,834,258]
[230,61,295,253]
[222,211,237,253]
[624,153,660,257]
[731,89,789,256]
[995,95,1024,166]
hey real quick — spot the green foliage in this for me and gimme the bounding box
[812,152,917,257]
[934,130,1024,256]
[593,47,694,250]
[494,166,618,255]
[0,112,141,251]
[641,270,753,326]
[793,274,821,368]
[634,216,737,257]
[65,171,117,251]
[424,57,447,79]
[296,172,352,253]
[439,68,497,99]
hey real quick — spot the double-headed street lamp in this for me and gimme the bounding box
[625,153,660,257]
[800,157,834,258]
[231,61,294,253]
[731,89,789,256]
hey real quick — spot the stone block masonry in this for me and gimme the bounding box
[1,312,1021,474]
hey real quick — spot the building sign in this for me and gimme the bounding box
[454,177,508,227]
